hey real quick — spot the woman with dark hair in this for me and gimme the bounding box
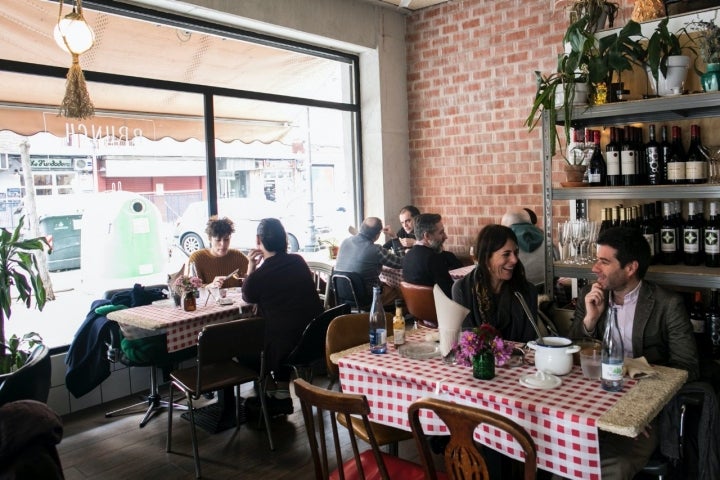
[451,224,536,342]
[242,218,322,414]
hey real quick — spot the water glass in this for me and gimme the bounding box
[580,348,602,380]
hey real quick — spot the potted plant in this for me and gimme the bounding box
[0,216,50,376]
[567,0,620,32]
[688,20,720,91]
[319,238,339,260]
[644,17,699,96]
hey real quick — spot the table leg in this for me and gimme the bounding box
[181,387,246,434]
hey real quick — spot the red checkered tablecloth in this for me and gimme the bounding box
[107,290,254,352]
[339,332,638,480]
[379,265,473,290]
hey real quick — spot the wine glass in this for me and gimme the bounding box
[557,221,570,263]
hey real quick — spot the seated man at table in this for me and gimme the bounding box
[335,217,403,307]
[186,216,247,289]
[570,226,699,480]
[402,213,457,297]
[382,204,420,254]
[500,207,545,288]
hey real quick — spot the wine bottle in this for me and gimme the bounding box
[620,125,636,186]
[619,205,628,227]
[660,125,672,184]
[601,307,624,392]
[599,208,612,234]
[645,124,661,185]
[706,289,720,359]
[683,201,703,266]
[634,126,646,185]
[368,285,387,354]
[611,205,621,227]
[606,127,622,186]
[706,201,720,268]
[686,124,708,184]
[690,291,711,357]
[667,125,686,184]
[587,130,607,186]
[641,203,658,264]
[660,202,679,265]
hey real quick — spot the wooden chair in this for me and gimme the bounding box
[324,313,413,455]
[408,397,537,480]
[285,303,351,382]
[400,281,438,328]
[166,317,275,479]
[293,378,425,480]
[306,261,334,309]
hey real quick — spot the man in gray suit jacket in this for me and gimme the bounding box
[571,226,699,480]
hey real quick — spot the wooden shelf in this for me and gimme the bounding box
[553,262,720,290]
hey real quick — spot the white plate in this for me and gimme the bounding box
[398,342,441,360]
[519,373,561,390]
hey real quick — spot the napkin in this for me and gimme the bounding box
[433,284,470,357]
[623,356,658,379]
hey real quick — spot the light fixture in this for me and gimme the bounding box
[54,0,95,120]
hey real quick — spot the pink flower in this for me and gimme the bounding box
[174,275,202,293]
[453,324,514,367]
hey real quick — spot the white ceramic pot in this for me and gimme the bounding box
[527,337,580,376]
[646,55,690,96]
[554,82,588,108]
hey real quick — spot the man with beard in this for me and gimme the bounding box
[571,226,698,479]
[402,213,455,297]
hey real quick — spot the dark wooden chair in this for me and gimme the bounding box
[408,397,537,480]
[166,317,274,479]
[285,303,351,382]
[324,313,413,455]
[293,378,425,480]
[400,281,438,328]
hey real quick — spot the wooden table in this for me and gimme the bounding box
[337,330,687,480]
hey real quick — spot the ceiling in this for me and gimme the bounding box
[370,0,451,10]
[0,0,353,143]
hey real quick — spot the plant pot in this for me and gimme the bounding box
[701,63,720,92]
[472,351,495,380]
[646,55,690,96]
[554,82,588,108]
[564,164,587,183]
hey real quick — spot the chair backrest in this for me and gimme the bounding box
[293,378,392,480]
[0,344,51,406]
[306,261,334,309]
[400,281,438,328]
[325,312,392,384]
[285,303,351,379]
[331,271,371,312]
[408,397,537,480]
[195,317,265,393]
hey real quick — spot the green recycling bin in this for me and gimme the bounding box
[39,214,82,271]
[81,191,166,288]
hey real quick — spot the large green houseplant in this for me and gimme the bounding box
[0,216,50,374]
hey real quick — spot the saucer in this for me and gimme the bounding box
[519,372,561,390]
[398,342,441,360]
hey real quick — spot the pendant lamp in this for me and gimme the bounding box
[55,0,95,119]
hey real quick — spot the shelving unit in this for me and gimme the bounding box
[541,93,720,296]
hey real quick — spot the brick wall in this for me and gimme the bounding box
[406,0,634,253]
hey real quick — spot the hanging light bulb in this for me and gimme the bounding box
[54,1,95,55]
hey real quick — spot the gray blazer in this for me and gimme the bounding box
[570,281,699,382]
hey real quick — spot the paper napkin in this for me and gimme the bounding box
[433,284,470,357]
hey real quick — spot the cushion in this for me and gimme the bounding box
[330,449,426,480]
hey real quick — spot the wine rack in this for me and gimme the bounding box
[542,93,720,295]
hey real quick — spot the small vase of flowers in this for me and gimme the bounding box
[174,275,202,311]
[454,324,514,380]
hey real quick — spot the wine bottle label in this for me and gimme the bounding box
[667,162,686,180]
[588,171,601,183]
[691,318,705,334]
[601,362,623,381]
[684,228,700,253]
[706,228,720,254]
[686,161,707,181]
[607,152,620,175]
[661,228,676,252]
[620,151,636,174]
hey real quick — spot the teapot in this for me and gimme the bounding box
[527,337,581,376]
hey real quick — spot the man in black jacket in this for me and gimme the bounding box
[402,213,455,297]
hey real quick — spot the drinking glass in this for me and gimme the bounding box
[557,221,570,263]
[569,220,587,264]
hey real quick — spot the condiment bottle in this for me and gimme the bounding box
[393,299,405,346]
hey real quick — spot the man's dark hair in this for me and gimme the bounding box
[257,217,288,253]
[523,208,538,226]
[359,217,383,240]
[414,213,442,239]
[597,226,651,279]
[205,216,235,238]
[400,205,420,218]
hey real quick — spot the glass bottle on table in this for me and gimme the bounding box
[601,307,624,392]
[369,285,387,354]
[392,299,405,347]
